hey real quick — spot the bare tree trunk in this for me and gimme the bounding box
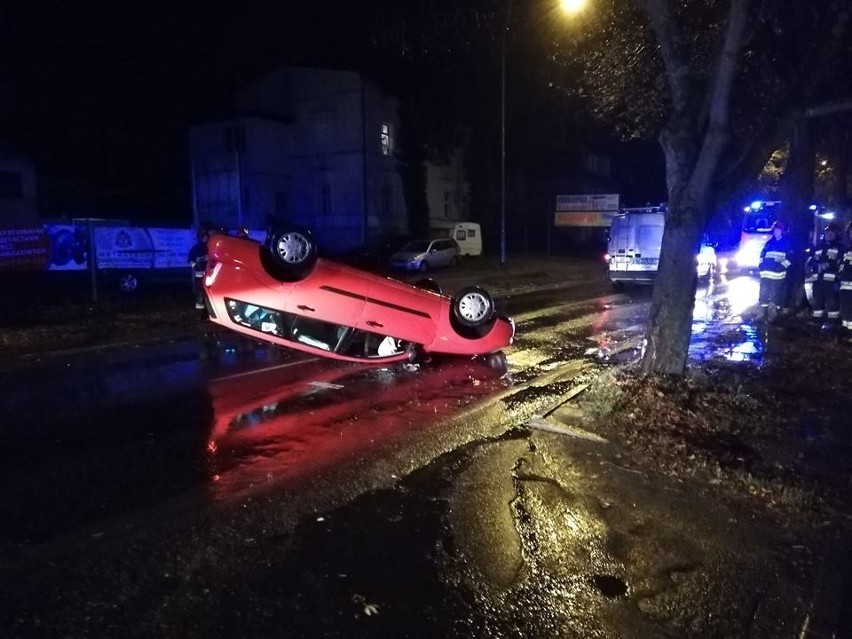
[780,115,814,310]
[639,0,750,375]
[640,200,703,375]
[836,122,851,211]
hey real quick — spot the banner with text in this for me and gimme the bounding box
[555,194,620,227]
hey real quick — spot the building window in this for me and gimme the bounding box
[381,123,393,156]
[583,152,611,177]
[320,184,331,215]
[381,184,392,217]
[0,171,23,198]
[224,125,246,154]
[443,192,452,219]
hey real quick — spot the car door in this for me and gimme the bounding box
[285,261,371,329]
[431,240,451,268]
[358,277,440,346]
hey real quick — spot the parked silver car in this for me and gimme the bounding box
[388,238,460,272]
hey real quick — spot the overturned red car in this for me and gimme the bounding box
[202,228,514,364]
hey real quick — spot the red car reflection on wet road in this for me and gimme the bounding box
[203,229,514,364]
[206,358,510,499]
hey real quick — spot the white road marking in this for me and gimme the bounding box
[211,357,322,383]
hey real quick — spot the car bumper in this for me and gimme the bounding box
[608,270,656,284]
[389,261,421,271]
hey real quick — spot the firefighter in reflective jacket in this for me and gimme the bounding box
[838,222,852,334]
[806,222,843,322]
[758,220,793,318]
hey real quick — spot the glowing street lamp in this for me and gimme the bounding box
[560,0,587,13]
[500,0,587,264]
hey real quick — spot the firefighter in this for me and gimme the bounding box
[758,220,793,321]
[806,222,843,326]
[187,228,210,310]
[838,222,852,336]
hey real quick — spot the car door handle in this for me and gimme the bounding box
[297,305,315,312]
[366,320,383,328]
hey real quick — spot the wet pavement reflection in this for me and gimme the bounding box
[205,355,512,500]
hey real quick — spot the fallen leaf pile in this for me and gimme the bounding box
[586,321,852,524]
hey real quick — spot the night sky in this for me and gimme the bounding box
[1,1,667,221]
[1,1,374,217]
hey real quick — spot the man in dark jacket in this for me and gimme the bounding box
[838,222,852,337]
[758,220,793,321]
[188,228,209,310]
[806,222,843,326]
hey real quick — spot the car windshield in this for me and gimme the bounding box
[743,213,775,233]
[402,240,431,252]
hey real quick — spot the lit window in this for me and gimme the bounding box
[381,124,393,156]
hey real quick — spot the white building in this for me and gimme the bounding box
[189,67,408,254]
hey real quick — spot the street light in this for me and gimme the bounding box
[560,0,587,13]
[500,0,587,265]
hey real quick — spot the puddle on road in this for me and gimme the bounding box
[590,574,629,598]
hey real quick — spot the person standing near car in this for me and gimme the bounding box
[758,220,793,321]
[806,222,843,327]
[838,222,852,338]
[188,228,210,310]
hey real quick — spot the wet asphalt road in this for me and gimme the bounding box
[0,276,807,638]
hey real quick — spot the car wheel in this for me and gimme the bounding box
[267,227,317,270]
[119,273,138,294]
[450,256,459,267]
[406,342,425,364]
[418,261,429,273]
[414,278,442,294]
[484,351,508,373]
[452,286,494,328]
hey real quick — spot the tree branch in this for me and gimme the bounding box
[644,0,692,117]
[688,0,752,199]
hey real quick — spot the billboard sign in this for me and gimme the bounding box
[555,194,620,227]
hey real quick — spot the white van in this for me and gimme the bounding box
[606,206,716,286]
[432,222,482,256]
[606,207,666,286]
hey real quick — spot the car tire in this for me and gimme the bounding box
[265,227,318,279]
[450,256,459,267]
[406,342,424,364]
[414,278,442,294]
[452,286,495,328]
[418,261,429,273]
[119,273,139,294]
[484,351,508,373]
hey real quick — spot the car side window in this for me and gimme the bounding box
[339,329,407,358]
[291,316,349,352]
[225,298,406,359]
